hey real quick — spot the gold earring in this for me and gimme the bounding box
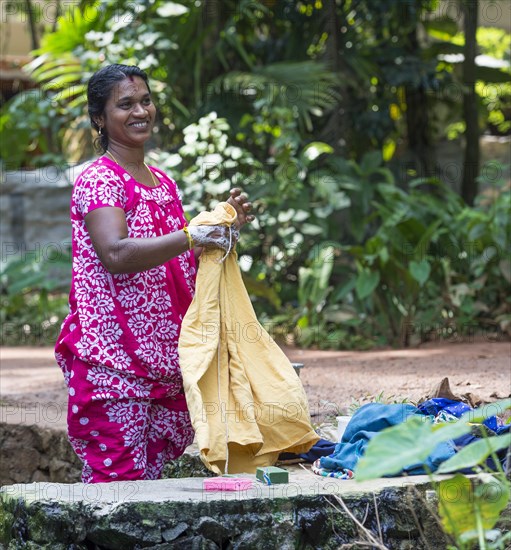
[98,127,103,136]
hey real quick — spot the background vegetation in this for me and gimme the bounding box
[1,0,509,348]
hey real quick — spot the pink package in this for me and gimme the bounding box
[203,477,253,491]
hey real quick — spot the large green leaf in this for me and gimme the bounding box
[436,433,511,474]
[438,474,510,540]
[355,416,472,481]
[355,270,380,300]
[359,150,383,175]
[297,244,335,309]
[316,246,336,290]
[409,259,431,286]
[415,219,443,257]
[331,278,357,302]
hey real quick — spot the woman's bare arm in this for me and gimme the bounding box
[85,207,190,274]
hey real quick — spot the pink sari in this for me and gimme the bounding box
[55,157,195,482]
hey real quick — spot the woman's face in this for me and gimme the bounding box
[98,76,156,149]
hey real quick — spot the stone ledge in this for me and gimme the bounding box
[0,422,82,485]
[0,421,212,486]
[1,470,451,549]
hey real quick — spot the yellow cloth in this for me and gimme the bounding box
[178,202,319,474]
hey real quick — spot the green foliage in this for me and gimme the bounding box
[0,4,97,168]
[4,0,509,348]
[439,473,510,550]
[436,433,511,474]
[427,24,511,138]
[0,90,69,168]
[295,244,337,348]
[0,247,71,346]
[211,60,340,133]
[152,112,352,320]
[451,26,511,135]
[12,0,507,166]
[355,399,511,549]
[319,158,510,348]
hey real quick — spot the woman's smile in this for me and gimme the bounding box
[99,76,156,147]
[129,121,150,128]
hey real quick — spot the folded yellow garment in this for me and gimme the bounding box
[178,202,319,474]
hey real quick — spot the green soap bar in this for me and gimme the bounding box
[256,466,289,484]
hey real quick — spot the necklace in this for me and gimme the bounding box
[105,150,158,187]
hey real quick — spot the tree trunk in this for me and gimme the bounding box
[201,0,222,105]
[405,85,435,179]
[404,11,435,180]
[52,0,61,32]
[24,0,40,50]
[323,0,344,155]
[461,0,479,205]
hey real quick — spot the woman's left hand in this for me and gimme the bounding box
[227,188,255,228]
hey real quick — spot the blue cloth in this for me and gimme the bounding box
[299,438,336,462]
[278,438,336,463]
[401,440,457,475]
[418,398,471,418]
[418,398,504,433]
[319,403,456,474]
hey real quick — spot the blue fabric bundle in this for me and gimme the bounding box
[319,403,456,473]
[418,397,507,434]
[318,401,507,475]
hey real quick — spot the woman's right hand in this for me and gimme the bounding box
[188,225,239,252]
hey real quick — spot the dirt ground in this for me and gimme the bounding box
[1,340,510,430]
[283,340,511,420]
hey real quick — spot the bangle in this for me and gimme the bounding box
[182,225,194,250]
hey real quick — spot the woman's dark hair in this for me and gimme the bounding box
[87,64,151,152]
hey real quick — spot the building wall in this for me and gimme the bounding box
[0,161,90,268]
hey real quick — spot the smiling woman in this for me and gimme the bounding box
[54,64,255,483]
[88,65,157,186]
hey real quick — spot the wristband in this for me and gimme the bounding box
[182,225,194,250]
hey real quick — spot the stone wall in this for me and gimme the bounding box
[3,472,510,549]
[0,420,211,486]
[0,475,451,549]
[0,423,81,485]
[1,423,509,549]
[0,161,90,267]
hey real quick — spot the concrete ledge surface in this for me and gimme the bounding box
[0,468,453,549]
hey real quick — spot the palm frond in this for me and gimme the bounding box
[210,61,341,131]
